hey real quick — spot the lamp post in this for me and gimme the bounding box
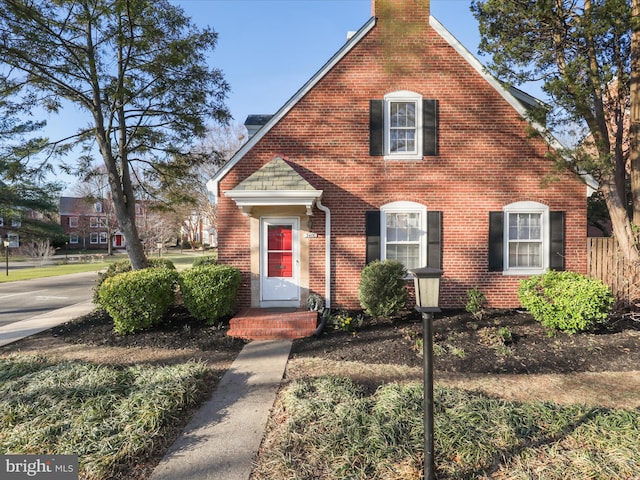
[3,237,10,276]
[156,242,163,257]
[408,266,443,480]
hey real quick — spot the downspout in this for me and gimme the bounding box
[314,197,331,336]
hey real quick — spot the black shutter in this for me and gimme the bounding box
[365,210,381,264]
[369,100,384,156]
[488,211,504,272]
[423,99,438,156]
[549,211,565,271]
[426,211,442,269]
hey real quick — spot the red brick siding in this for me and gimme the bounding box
[217,5,587,310]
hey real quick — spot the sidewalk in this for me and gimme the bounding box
[150,339,292,480]
[0,300,95,348]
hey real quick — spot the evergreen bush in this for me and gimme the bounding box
[192,255,217,267]
[179,264,242,325]
[358,260,409,318]
[518,270,613,334]
[93,257,175,305]
[98,268,179,334]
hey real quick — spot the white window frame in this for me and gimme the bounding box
[381,201,427,272]
[69,233,79,244]
[11,218,21,227]
[90,217,99,228]
[94,202,102,213]
[69,216,79,228]
[99,232,108,244]
[90,232,99,244]
[384,91,423,160]
[503,201,549,275]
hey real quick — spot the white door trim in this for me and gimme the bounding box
[260,217,300,307]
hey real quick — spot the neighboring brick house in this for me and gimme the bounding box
[209,0,592,311]
[59,196,129,250]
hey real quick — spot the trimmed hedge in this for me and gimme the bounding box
[192,255,217,268]
[518,270,614,334]
[358,259,409,318]
[93,257,176,306]
[179,264,241,325]
[98,268,179,334]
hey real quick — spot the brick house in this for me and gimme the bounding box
[209,0,591,311]
[59,196,129,250]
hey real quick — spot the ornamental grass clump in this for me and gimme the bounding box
[0,355,207,480]
[253,376,640,480]
[98,267,179,334]
[179,264,241,325]
[518,270,614,334]
[358,260,409,318]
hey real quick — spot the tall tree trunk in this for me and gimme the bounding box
[601,175,640,264]
[630,0,640,226]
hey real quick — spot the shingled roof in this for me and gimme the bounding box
[224,157,322,216]
[233,157,316,192]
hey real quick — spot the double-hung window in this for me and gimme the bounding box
[489,201,566,275]
[370,91,438,159]
[381,202,427,271]
[384,92,422,159]
[507,211,543,269]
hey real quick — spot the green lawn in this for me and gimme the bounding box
[0,251,208,283]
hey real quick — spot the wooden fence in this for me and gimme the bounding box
[587,237,638,303]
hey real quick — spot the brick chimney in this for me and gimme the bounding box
[370,0,432,75]
[372,0,430,23]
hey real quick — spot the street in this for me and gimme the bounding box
[0,272,97,327]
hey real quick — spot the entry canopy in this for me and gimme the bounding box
[224,156,323,216]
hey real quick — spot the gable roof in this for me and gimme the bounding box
[208,16,376,200]
[209,14,595,198]
[231,156,317,192]
[224,156,322,216]
[59,196,101,216]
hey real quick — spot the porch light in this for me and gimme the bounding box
[408,266,443,480]
[410,266,443,313]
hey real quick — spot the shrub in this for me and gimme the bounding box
[465,287,486,320]
[93,257,175,305]
[192,255,217,268]
[179,264,242,325]
[329,310,364,332]
[518,270,614,334]
[358,260,408,318]
[98,268,179,334]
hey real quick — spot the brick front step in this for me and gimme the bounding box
[228,308,318,340]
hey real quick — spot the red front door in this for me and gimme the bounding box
[261,218,299,305]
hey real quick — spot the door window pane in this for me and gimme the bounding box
[267,225,293,278]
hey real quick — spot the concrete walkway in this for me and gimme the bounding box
[150,339,292,480]
[0,300,95,348]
